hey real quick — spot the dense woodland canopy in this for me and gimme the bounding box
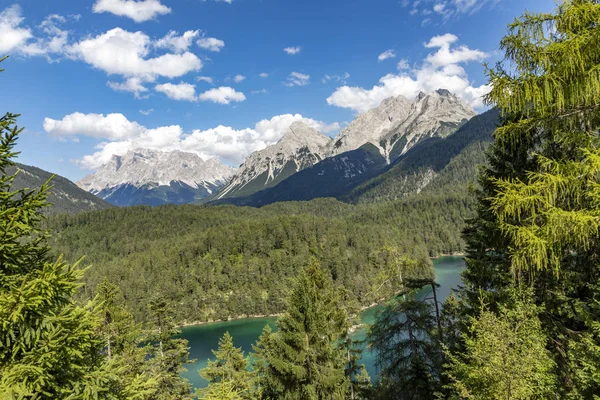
[45,192,471,325]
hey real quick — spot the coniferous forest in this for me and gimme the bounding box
[3,1,600,399]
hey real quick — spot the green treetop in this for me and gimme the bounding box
[256,261,350,400]
[199,331,253,399]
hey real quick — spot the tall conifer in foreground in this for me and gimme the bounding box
[457,0,600,396]
[257,261,350,400]
[0,66,108,398]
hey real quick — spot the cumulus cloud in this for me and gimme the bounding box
[0,6,74,59]
[283,46,301,55]
[108,77,149,98]
[155,82,197,101]
[69,28,202,81]
[285,72,310,87]
[44,112,145,141]
[259,72,269,78]
[0,5,33,53]
[139,108,154,115]
[197,37,225,52]
[378,49,396,62]
[155,30,199,53]
[233,74,246,83]
[327,33,489,113]
[196,76,214,84]
[92,0,171,23]
[45,112,339,167]
[198,86,246,104]
[397,58,410,70]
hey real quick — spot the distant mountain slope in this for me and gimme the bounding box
[214,122,332,200]
[343,108,500,204]
[330,89,476,162]
[78,149,235,206]
[212,108,499,208]
[8,163,112,214]
[210,143,387,206]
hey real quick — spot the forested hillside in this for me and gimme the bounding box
[344,108,499,203]
[8,162,111,214]
[46,194,472,325]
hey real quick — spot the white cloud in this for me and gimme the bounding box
[108,77,149,98]
[259,72,269,78]
[252,89,268,94]
[155,82,197,101]
[0,6,73,59]
[68,28,203,83]
[44,112,145,141]
[196,76,214,84]
[139,108,154,115]
[285,72,310,87]
[322,72,350,84]
[283,46,301,55]
[92,0,171,23]
[397,58,410,70]
[198,86,246,104]
[46,112,339,167]
[378,49,396,62]
[408,0,494,21]
[155,30,199,53]
[0,5,32,53]
[233,74,246,83]
[197,37,225,52]
[327,33,489,112]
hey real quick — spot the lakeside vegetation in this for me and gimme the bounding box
[44,192,470,325]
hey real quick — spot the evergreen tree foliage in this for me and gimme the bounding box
[445,289,557,399]
[199,332,253,399]
[456,1,600,396]
[368,291,441,399]
[0,82,115,398]
[146,296,193,399]
[256,261,350,400]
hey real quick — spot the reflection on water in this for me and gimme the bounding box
[179,256,465,389]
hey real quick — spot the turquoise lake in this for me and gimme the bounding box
[179,255,466,389]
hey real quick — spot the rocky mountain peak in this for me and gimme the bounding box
[214,122,332,200]
[329,89,476,163]
[77,149,235,195]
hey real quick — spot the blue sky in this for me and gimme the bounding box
[0,0,550,181]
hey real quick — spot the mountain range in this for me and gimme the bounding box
[77,149,235,206]
[16,89,498,212]
[8,162,111,214]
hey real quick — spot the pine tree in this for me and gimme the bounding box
[368,291,441,399]
[146,295,193,399]
[256,261,350,399]
[445,289,557,399]
[199,331,253,399]
[0,69,118,398]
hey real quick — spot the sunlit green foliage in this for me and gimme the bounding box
[255,261,350,400]
[445,289,556,399]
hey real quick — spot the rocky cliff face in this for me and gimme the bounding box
[78,149,235,206]
[329,89,476,163]
[214,121,332,200]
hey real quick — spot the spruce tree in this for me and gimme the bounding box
[146,295,193,399]
[457,1,600,396]
[0,77,117,398]
[368,291,441,399]
[257,261,350,399]
[199,331,253,399]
